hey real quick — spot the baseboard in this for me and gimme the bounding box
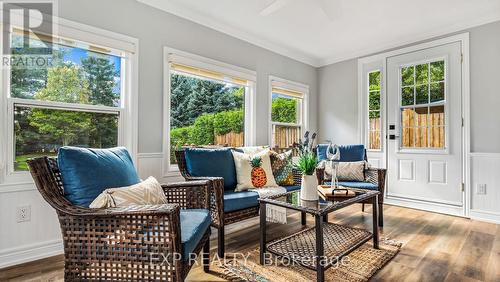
[385,196,465,217]
[470,209,500,224]
[0,239,63,269]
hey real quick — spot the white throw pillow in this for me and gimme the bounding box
[89,176,167,208]
[321,161,367,182]
[232,149,278,191]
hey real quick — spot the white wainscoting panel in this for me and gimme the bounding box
[0,187,62,268]
[470,153,500,223]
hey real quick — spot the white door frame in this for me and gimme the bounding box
[358,33,470,217]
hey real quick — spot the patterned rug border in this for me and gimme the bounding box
[212,238,403,282]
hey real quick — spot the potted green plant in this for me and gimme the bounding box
[294,132,318,201]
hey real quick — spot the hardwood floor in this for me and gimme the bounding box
[1,204,498,281]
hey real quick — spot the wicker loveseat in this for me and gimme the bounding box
[28,156,212,282]
[315,144,387,227]
[175,147,304,257]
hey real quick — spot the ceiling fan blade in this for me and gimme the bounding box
[316,0,340,21]
[259,0,291,16]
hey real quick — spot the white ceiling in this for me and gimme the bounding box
[138,0,500,67]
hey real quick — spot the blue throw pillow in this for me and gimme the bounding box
[184,148,237,190]
[317,144,365,162]
[58,146,140,207]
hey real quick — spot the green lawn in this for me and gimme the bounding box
[15,153,56,171]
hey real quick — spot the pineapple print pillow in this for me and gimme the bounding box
[232,149,278,192]
[270,150,295,186]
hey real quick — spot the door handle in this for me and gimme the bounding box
[389,135,399,140]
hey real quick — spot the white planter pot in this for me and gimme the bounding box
[300,174,318,201]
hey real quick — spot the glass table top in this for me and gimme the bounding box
[259,189,379,215]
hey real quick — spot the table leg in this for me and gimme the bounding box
[260,202,267,265]
[301,211,306,225]
[315,215,324,282]
[372,195,379,249]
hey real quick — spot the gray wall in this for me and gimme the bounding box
[317,59,359,144]
[59,0,318,151]
[318,20,500,153]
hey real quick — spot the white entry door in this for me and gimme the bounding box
[386,42,463,214]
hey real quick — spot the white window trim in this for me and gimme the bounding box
[163,46,257,177]
[0,17,139,187]
[358,57,386,153]
[268,76,309,148]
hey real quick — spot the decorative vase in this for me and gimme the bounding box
[300,174,318,201]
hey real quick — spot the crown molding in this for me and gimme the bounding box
[138,0,500,68]
[319,12,500,67]
[137,0,321,67]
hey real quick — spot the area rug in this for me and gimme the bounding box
[210,239,402,282]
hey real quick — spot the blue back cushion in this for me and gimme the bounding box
[58,146,140,207]
[317,144,366,162]
[184,148,237,190]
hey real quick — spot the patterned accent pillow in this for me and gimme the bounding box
[270,150,295,186]
[320,160,367,182]
[89,176,167,208]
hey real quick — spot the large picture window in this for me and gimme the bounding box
[165,50,256,171]
[269,78,308,150]
[2,23,136,177]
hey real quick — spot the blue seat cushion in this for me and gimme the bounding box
[180,209,211,260]
[223,185,301,212]
[184,148,237,191]
[223,190,259,212]
[58,146,140,207]
[325,181,378,190]
[317,144,366,162]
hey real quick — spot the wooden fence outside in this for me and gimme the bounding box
[401,107,445,148]
[272,124,301,150]
[369,118,381,150]
[369,107,445,149]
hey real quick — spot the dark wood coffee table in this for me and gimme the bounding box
[259,189,380,282]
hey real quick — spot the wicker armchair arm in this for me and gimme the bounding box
[292,169,302,185]
[162,180,211,210]
[183,176,224,228]
[365,168,386,203]
[62,203,180,217]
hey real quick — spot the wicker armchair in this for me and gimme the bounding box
[315,148,387,227]
[175,149,302,257]
[27,157,211,282]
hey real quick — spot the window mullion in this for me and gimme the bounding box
[9,98,121,114]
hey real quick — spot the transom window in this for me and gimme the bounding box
[400,60,446,149]
[7,29,131,172]
[368,70,381,150]
[269,78,307,150]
